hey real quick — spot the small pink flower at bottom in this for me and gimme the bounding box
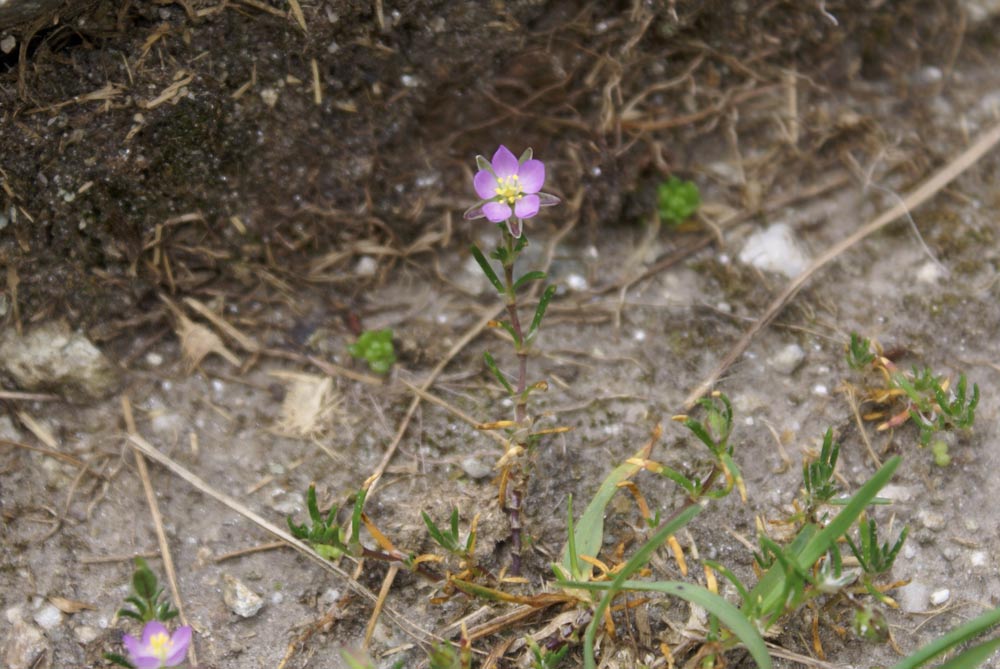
[123,621,192,668]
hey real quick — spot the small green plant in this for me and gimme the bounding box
[656,176,701,225]
[348,328,396,374]
[104,559,191,669]
[422,508,476,561]
[526,637,570,668]
[845,332,980,465]
[286,483,356,559]
[801,428,841,519]
[846,332,876,370]
[116,558,179,623]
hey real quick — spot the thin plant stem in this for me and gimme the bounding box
[500,226,530,575]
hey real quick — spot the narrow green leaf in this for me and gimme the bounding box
[889,605,1000,669]
[565,495,581,581]
[350,488,367,546]
[703,559,751,606]
[513,270,547,292]
[581,503,706,669]
[469,244,505,294]
[476,155,492,173]
[934,636,1000,669]
[484,351,515,395]
[493,320,521,347]
[527,284,557,341]
[560,448,648,573]
[422,511,447,548]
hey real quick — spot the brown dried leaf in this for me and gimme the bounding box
[49,596,96,614]
[175,312,241,374]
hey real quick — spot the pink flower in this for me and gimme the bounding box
[123,621,192,668]
[464,145,559,237]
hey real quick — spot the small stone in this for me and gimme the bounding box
[318,588,341,610]
[0,322,122,403]
[2,616,48,669]
[971,551,988,567]
[738,223,811,278]
[918,509,946,531]
[898,581,930,613]
[565,273,588,291]
[0,34,15,54]
[73,625,100,644]
[768,343,805,375]
[930,588,950,606]
[460,456,492,480]
[916,260,946,284]
[260,87,279,107]
[32,604,62,631]
[879,484,916,502]
[354,256,377,277]
[145,352,164,366]
[223,574,264,618]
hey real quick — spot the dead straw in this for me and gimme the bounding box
[121,396,198,667]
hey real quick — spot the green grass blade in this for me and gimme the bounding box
[582,502,705,669]
[559,449,648,574]
[583,580,772,669]
[933,636,1000,669]
[890,606,1000,669]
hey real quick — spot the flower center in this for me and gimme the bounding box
[149,633,174,661]
[494,174,522,204]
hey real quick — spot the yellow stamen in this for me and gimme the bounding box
[149,632,173,660]
[494,174,522,204]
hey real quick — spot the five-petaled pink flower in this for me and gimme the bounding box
[123,621,192,668]
[464,145,559,237]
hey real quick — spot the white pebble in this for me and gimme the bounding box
[738,223,811,278]
[769,343,805,375]
[566,273,588,291]
[145,352,164,366]
[812,384,828,396]
[632,329,646,342]
[971,551,988,567]
[930,588,950,606]
[354,256,377,277]
[33,604,62,630]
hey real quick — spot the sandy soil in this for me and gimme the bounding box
[2,2,1000,668]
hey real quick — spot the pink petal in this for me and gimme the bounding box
[141,621,169,644]
[514,194,540,219]
[482,201,512,222]
[473,170,498,199]
[517,160,545,193]
[491,146,519,178]
[133,657,163,669]
[164,626,192,666]
[123,633,145,659]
